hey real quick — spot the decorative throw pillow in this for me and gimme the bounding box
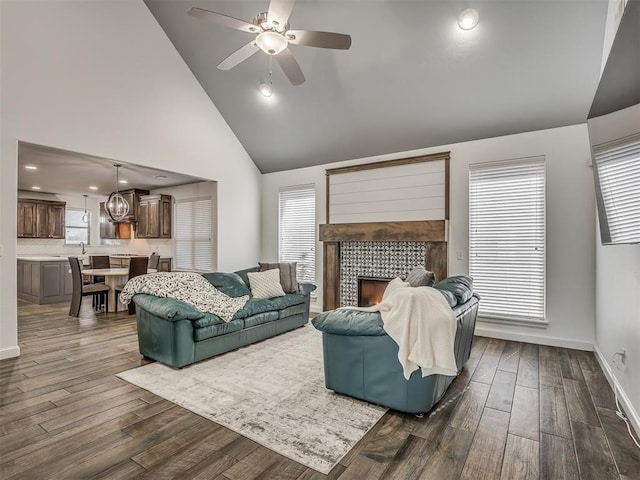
[406,266,436,287]
[259,262,298,293]
[247,269,286,299]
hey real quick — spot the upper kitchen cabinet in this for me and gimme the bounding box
[105,188,149,223]
[18,199,65,239]
[99,202,131,239]
[137,194,172,239]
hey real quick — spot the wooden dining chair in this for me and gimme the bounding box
[114,256,149,315]
[149,252,160,270]
[89,255,110,309]
[68,257,109,317]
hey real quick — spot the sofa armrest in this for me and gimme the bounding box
[133,294,205,322]
[298,283,317,296]
[312,309,387,336]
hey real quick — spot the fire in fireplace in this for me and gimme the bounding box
[358,276,393,307]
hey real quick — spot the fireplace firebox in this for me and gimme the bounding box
[358,277,392,307]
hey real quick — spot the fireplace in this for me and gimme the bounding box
[358,277,392,307]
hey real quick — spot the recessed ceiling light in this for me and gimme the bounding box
[89,185,98,190]
[155,175,168,179]
[25,165,38,170]
[458,8,479,30]
[119,179,128,184]
[259,83,273,97]
[31,186,41,190]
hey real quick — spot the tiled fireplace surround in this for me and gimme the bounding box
[318,221,447,311]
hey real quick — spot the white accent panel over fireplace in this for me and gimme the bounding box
[329,160,446,224]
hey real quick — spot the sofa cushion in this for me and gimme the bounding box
[133,294,205,321]
[233,294,306,319]
[243,311,279,328]
[234,266,259,287]
[247,269,286,299]
[194,319,244,342]
[194,312,225,329]
[279,303,307,319]
[433,276,474,306]
[406,266,436,287]
[259,262,297,293]
[201,272,251,298]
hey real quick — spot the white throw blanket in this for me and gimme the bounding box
[343,281,458,379]
[119,272,248,323]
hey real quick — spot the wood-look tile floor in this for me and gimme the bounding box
[2,299,639,479]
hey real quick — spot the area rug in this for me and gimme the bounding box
[117,325,387,474]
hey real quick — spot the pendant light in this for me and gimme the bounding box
[106,164,130,222]
[82,194,89,223]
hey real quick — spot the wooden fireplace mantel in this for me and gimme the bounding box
[319,220,446,243]
[319,221,448,311]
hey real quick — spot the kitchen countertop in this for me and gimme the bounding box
[17,256,72,262]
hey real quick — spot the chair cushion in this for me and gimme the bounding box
[84,283,109,294]
[433,276,474,306]
[406,266,436,287]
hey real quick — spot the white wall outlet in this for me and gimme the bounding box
[456,251,464,260]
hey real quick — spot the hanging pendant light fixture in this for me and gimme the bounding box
[106,164,130,222]
[82,194,89,223]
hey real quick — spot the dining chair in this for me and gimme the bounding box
[149,252,160,270]
[89,255,110,283]
[68,257,109,317]
[114,256,149,315]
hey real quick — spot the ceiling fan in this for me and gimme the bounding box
[188,0,352,86]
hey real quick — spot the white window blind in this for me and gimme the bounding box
[279,186,315,285]
[593,133,640,244]
[175,197,213,271]
[469,157,546,321]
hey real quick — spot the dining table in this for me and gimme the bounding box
[81,267,157,312]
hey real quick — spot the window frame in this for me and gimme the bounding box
[278,185,316,289]
[64,207,90,245]
[468,156,547,325]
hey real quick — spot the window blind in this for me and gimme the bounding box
[469,157,545,321]
[279,186,316,285]
[174,197,213,271]
[593,134,640,244]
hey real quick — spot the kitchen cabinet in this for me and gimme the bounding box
[17,258,73,304]
[136,194,172,239]
[99,203,131,239]
[17,199,65,239]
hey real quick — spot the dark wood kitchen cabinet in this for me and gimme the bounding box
[107,188,149,223]
[18,199,65,239]
[136,194,172,239]
[99,202,131,239]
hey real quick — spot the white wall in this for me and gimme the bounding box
[262,124,596,348]
[0,0,262,359]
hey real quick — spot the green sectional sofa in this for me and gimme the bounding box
[132,267,316,368]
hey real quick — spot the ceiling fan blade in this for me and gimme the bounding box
[188,7,258,34]
[217,41,260,71]
[267,0,296,29]
[286,30,352,50]
[277,48,305,85]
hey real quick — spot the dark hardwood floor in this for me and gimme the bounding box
[1,299,639,479]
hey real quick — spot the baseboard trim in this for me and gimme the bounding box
[0,345,21,360]
[593,345,640,438]
[474,324,594,351]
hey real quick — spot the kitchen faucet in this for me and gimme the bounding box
[80,242,86,255]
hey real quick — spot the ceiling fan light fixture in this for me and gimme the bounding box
[255,31,288,55]
[458,8,479,30]
[259,83,273,97]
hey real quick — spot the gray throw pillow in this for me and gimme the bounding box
[259,262,298,293]
[405,266,436,287]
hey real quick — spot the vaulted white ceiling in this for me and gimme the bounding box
[144,0,608,173]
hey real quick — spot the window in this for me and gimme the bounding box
[174,197,213,271]
[279,186,316,286]
[65,208,89,245]
[593,133,640,244]
[469,157,545,322]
